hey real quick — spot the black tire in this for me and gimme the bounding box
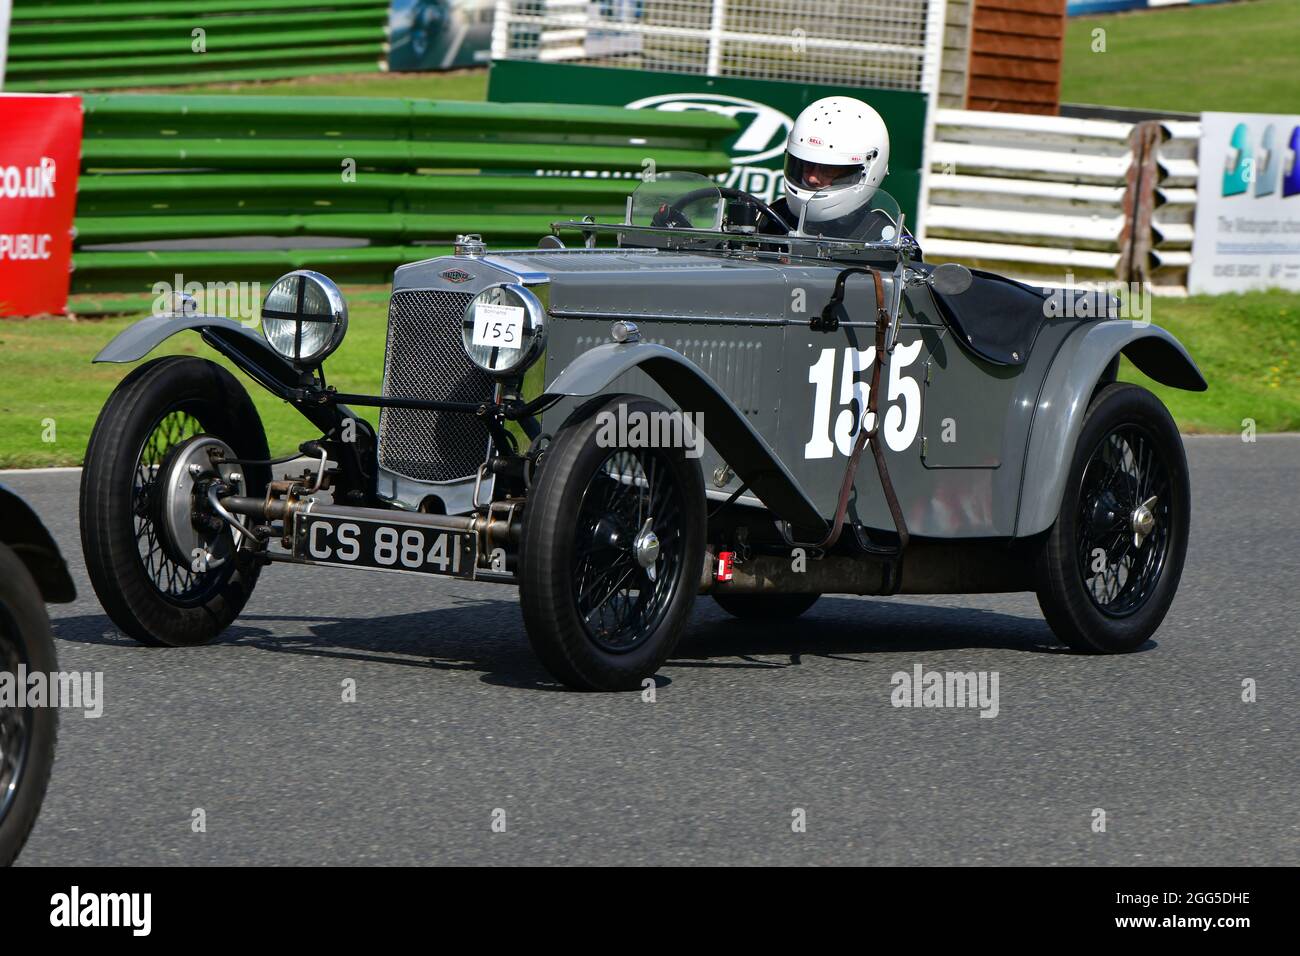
[0,544,58,867]
[519,395,706,690]
[79,356,271,648]
[1035,382,1190,653]
[713,592,820,620]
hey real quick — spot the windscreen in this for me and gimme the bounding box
[629,171,724,230]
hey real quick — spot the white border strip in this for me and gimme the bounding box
[0,466,82,475]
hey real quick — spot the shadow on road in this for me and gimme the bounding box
[48,592,1122,692]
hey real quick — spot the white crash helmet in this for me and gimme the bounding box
[783,96,890,222]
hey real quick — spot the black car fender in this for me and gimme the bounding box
[0,485,75,603]
[1014,321,1207,538]
[94,313,302,392]
[541,341,827,533]
[92,313,367,441]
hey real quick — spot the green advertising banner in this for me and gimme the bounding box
[487,60,928,227]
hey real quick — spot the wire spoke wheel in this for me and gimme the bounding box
[0,613,30,827]
[1076,425,1171,617]
[131,408,223,604]
[519,395,705,690]
[80,356,270,647]
[1035,383,1190,654]
[573,448,684,652]
[0,543,58,866]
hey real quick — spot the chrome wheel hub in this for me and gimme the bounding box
[633,518,661,581]
[1131,495,1158,548]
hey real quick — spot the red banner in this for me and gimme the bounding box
[0,94,83,316]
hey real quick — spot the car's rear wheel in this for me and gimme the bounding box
[0,543,58,866]
[80,356,271,647]
[1035,383,1189,653]
[519,395,706,690]
[713,593,820,620]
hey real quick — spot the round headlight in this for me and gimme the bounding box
[461,283,546,377]
[261,270,348,367]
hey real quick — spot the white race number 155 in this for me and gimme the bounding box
[803,341,923,458]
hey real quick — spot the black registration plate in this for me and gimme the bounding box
[293,512,476,578]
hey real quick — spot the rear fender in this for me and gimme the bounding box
[1016,321,1206,538]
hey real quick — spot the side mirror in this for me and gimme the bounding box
[930,262,973,297]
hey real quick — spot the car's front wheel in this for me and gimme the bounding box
[519,396,706,690]
[1035,382,1190,653]
[80,356,271,648]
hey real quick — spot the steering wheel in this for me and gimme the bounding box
[651,186,793,233]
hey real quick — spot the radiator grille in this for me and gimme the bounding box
[378,289,495,483]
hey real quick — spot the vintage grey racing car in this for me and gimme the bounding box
[80,173,1206,690]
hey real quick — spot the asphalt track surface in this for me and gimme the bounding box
[9,435,1298,865]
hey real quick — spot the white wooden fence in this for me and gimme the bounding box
[922,108,1201,294]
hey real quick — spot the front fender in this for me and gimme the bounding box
[0,484,75,603]
[91,313,372,443]
[1016,321,1206,538]
[543,342,826,533]
[94,313,302,395]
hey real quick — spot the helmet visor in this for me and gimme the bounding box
[784,154,866,192]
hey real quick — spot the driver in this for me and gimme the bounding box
[763,95,903,245]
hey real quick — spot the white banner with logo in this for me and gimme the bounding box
[1188,111,1300,294]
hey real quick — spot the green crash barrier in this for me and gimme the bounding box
[11,0,385,21]
[10,43,388,78]
[70,95,739,296]
[7,8,384,40]
[7,0,390,91]
[7,27,384,62]
[71,247,455,294]
[9,63,380,94]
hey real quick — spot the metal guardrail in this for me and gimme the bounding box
[72,94,738,293]
[6,0,391,92]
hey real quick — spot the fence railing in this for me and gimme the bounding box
[925,108,1138,287]
[7,0,391,92]
[925,107,1202,294]
[72,94,737,293]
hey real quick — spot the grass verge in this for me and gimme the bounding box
[1061,0,1299,114]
